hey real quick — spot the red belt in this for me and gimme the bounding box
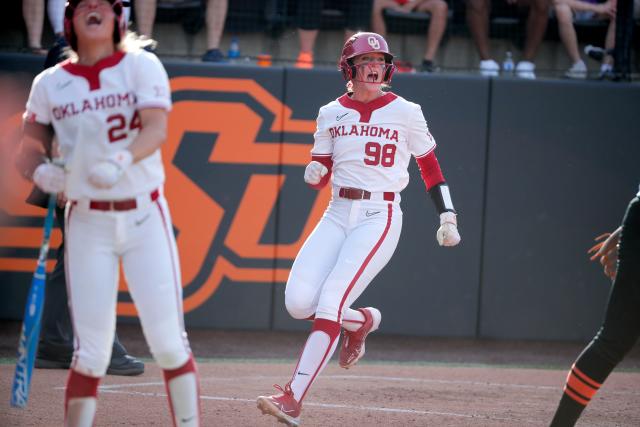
[87,189,160,211]
[338,187,395,202]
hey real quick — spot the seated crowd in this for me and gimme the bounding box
[22,0,634,79]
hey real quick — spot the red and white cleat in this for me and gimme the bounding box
[257,383,301,426]
[339,307,382,369]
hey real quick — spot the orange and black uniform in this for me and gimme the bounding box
[550,185,640,426]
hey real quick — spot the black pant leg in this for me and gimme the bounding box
[550,197,640,426]
[585,197,640,379]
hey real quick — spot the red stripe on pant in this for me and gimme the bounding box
[337,203,393,322]
[155,199,184,330]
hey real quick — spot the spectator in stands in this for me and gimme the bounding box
[47,0,67,52]
[295,0,373,68]
[202,0,228,62]
[22,0,46,54]
[466,0,550,78]
[582,0,639,79]
[554,0,616,79]
[135,0,157,39]
[371,0,449,72]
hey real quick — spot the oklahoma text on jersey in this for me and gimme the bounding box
[329,124,399,142]
[52,91,137,120]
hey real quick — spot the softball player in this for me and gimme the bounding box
[23,1,200,425]
[257,32,461,426]
[550,183,640,426]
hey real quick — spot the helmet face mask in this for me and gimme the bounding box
[339,32,396,84]
[64,0,127,52]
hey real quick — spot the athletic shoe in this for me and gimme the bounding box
[295,52,313,69]
[598,64,615,80]
[584,45,613,62]
[202,48,225,62]
[36,353,144,376]
[515,61,536,79]
[421,59,438,73]
[257,383,301,427]
[339,307,382,369]
[479,59,499,77]
[565,60,587,79]
[35,356,71,369]
[106,354,145,376]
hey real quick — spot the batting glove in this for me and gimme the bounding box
[437,212,461,247]
[88,150,133,189]
[33,162,65,194]
[304,161,328,185]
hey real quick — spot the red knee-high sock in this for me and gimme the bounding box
[162,354,201,427]
[65,369,100,427]
[289,318,341,403]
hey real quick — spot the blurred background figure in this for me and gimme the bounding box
[201,0,228,62]
[466,0,550,78]
[295,0,374,68]
[22,0,47,54]
[371,0,449,73]
[553,0,616,79]
[134,0,157,39]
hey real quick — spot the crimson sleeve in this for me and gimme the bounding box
[415,151,444,191]
[308,155,333,190]
[416,151,456,214]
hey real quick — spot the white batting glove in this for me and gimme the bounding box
[88,150,133,189]
[437,211,461,247]
[304,161,328,185]
[33,162,65,194]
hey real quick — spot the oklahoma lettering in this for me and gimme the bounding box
[329,124,399,141]
[52,91,136,120]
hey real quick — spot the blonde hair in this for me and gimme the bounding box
[65,30,156,61]
[120,31,157,52]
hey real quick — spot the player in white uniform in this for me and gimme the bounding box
[22,1,200,426]
[257,32,461,426]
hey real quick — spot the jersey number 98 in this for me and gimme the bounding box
[364,141,396,167]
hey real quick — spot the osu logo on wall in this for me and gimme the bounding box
[0,76,331,316]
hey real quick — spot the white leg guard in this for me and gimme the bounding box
[162,355,200,427]
[65,398,97,427]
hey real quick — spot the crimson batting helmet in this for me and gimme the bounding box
[64,0,127,51]
[339,32,396,83]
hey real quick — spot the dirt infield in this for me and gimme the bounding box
[1,322,639,426]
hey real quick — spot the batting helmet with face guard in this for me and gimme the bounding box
[64,0,127,51]
[339,32,395,83]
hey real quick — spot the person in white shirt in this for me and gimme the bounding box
[256,31,461,427]
[22,1,200,425]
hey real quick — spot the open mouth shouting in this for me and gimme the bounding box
[366,71,380,83]
[86,11,103,27]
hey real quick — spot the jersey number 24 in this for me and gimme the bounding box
[107,111,142,143]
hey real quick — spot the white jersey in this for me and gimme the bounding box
[24,49,171,200]
[311,92,436,193]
